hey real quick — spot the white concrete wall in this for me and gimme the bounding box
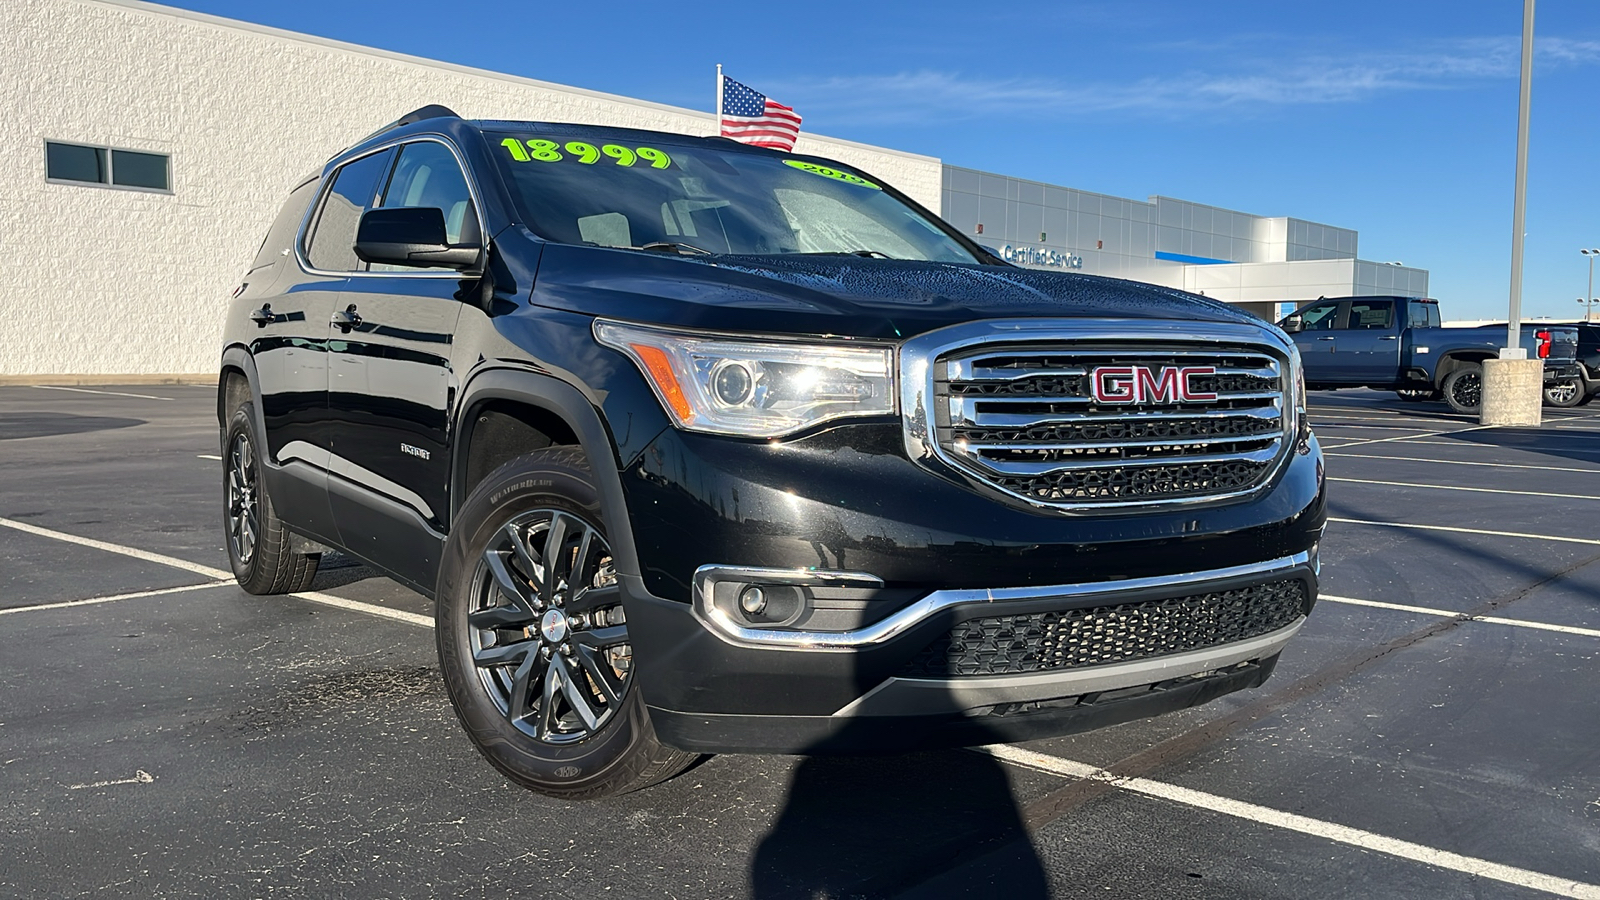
[0,0,942,376]
[1178,259,1428,306]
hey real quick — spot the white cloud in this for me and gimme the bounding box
[775,37,1600,123]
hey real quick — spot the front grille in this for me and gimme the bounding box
[933,342,1290,509]
[900,579,1307,678]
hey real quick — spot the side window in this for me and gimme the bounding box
[1408,301,1439,329]
[305,150,393,272]
[1298,302,1342,331]
[372,141,479,272]
[1349,301,1393,329]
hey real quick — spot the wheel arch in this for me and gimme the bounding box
[1434,352,1494,388]
[218,346,268,452]
[453,367,643,581]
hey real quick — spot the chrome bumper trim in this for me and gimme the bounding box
[691,550,1315,652]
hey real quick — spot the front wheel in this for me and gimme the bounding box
[1543,378,1584,408]
[1442,364,1484,414]
[435,447,698,799]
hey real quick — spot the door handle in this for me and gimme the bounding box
[249,304,274,327]
[1379,336,1398,341]
[331,304,362,333]
[1316,336,1336,341]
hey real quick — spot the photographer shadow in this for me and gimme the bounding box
[749,711,1050,899]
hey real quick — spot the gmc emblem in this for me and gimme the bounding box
[1091,365,1218,404]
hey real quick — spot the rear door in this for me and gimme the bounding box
[1285,300,1345,383]
[249,151,393,541]
[1331,299,1400,383]
[324,138,478,588]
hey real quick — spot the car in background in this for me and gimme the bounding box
[1552,322,1600,407]
[1278,297,1582,413]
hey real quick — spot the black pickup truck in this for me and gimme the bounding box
[1278,296,1582,413]
[220,107,1326,798]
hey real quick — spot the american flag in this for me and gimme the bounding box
[719,75,802,151]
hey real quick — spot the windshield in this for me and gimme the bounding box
[489,131,980,263]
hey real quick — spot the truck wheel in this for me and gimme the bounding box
[223,404,320,594]
[1543,379,1584,408]
[435,447,698,799]
[1442,364,1484,414]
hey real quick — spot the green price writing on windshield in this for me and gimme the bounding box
[500,138,672,169]
[782,160,880,190]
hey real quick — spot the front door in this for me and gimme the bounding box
[324,139,477,588]
[1286,300,1345,383]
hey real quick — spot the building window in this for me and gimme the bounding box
[45,141,170,192]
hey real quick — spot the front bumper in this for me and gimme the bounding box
[615,419,1324,754]
[623,550,1318,754]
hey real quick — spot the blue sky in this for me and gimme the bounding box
[166,0,1600,321]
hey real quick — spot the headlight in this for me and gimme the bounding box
[594,319,896,437]
[1290,346,1309,441]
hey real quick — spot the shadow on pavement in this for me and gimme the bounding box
[750,745,1048,900]
[0,412,144,440]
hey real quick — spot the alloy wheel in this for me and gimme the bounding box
[1450,372,1482,409]
[468,510,631,744]
[1547,380,1580,405]
[226,432,259,565]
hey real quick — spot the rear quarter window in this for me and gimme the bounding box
[247,176,320,274]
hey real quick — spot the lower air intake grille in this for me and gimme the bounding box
[900,579,1307,678]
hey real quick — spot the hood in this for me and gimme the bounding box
[527,241,1262,341]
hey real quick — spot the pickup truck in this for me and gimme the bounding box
[1278,296,1582,414]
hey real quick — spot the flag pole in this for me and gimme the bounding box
[715,64,724,137]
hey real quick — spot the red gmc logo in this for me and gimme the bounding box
[1091,365,1218,404]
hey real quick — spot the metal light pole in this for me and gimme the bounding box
[1482,0,1543,426]
[1505,0,1536,355]
[1582,248,1599,321]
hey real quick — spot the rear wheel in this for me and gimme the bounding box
[1543,378,1584,408]
[1442,364,1484,414]
[223,404,319,594]
[435,448,698,799]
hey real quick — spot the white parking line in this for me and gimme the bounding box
[1310,414,1468,424]
[1319,424,1496,450]
[1329,477,1596,501]
[0,517,432,628]
[0,581,232,617]
[1383,440,1600,455]
[1320,595,1600,639]
[1329,517,1600,546]
[1326,452,1600,474]
[0,517,231,580]
[985,745,1600,899]
[28,385,172,401]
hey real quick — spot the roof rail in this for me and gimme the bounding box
[328,105,462,162]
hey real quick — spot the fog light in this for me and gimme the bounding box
[739,586,767,615]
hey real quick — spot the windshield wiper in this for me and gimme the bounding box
[797,249,896,260]
[636,241,713,256]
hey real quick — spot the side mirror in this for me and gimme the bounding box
[354,207,482,271]
[1280,315,1303,334]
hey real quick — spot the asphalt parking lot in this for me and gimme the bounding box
[2,383,1598,899]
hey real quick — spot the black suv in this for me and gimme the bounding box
[220,106,1326,798]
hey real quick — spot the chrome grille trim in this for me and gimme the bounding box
[899,318,1300,513]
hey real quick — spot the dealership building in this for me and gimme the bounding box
[2,0,1428,379]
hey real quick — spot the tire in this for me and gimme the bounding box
[223,404,320,594]
[1578,391,1595,407]
[435,447,698,799]
[1442,364,1484,414]
[1543,378,1584,408]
